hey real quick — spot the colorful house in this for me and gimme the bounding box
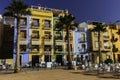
[3,5,75,66]
[74,22,89,64]
[87,22,113,64]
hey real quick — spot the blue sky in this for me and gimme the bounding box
[0,0,120,23]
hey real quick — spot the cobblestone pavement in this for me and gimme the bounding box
[0,69,120,80]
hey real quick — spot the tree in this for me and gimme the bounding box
[3,0,31,73]
[55,12,78,69]
[91,22,106,65]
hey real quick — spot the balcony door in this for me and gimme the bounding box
[32,55,39,67]
[56,55,63,66]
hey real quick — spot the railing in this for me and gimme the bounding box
[55,36,63,40]
[31,5,64,13]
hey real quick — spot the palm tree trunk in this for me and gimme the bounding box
[98,31,101,66]
[111,28,115,63]
[66,28,72,69]
[14,16,20,73]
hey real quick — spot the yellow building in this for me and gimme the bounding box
[29,5,75,65]
[109,24,120,63]
[87,22,112,64]
[29,5,53,63]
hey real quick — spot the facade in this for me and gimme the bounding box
[87,22,111,63]
[0,16,14,66]
[29,6,53,65]
[3,5,75,66]
[54,23,75,65]
[53,11,65,65]
[74,22,89,64]
[110,24,120,63]
[0,15,2,49]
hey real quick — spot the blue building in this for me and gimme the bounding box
[74,22,89,64]
[3,15,31,66]
[13,15,31,66]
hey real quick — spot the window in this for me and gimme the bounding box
[94,32,98,36]
[32,19,39,28]
[31,30,39,39]
[70,44,73,51]
[5,17,14,24]
[20,18,27,26]
[55,45,63,51]
[95,41,98,48]
[44,31,51,39]
[20,45,26,52]
[80,33,85,42]
[20,30,26,39]
[79,28,84,32]
[65,32,73,42]
[44,20,51,28]
[31,45,40,52]
[103,32,109,38]
[55,31,62,40]
[81,44,86,52]
[104,42,110,49]
[44,45,51,51]
[66,44,72,51]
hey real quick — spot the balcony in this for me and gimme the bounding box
[31,40,40,45]
[31,25,39,28]
[55,36,63,40]
[4,17,14,25]
[31,34,40,40]
[104,46,110,49]
[79,38,86,43]
[66,48,73,52]
[55,46,63,53]
[20,18,27,27]
[20,45,26,53]
[44,51,51,55]
[31,19,39,28]
[19,34,27,44]
[103,35,109,38]
[78,48,87,53]
[111,37,118,42]
[42,26,51,30]
[44,35,52,40]
[43,20,51,30]
[19,40,27,45]
[31,45,40,53]
[112,48,118,52]
[44,46,52,54]
[65,36,73,42]
[112,44,118,52]
[103,46,111,51]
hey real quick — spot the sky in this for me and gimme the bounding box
[0,0,120,23]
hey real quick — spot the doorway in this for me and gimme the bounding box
[44,55,51,62]
[117,54,120,62]
[32,55,39,67]
[56,55,63,66]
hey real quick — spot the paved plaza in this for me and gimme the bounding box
[0,69,119,80]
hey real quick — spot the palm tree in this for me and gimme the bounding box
[91,22,106,65]
[55,12,78,69]
[3,0,31,73]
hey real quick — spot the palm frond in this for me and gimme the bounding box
[3,0,31,17]
[91,22,106,32]
[56,13,77,31]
